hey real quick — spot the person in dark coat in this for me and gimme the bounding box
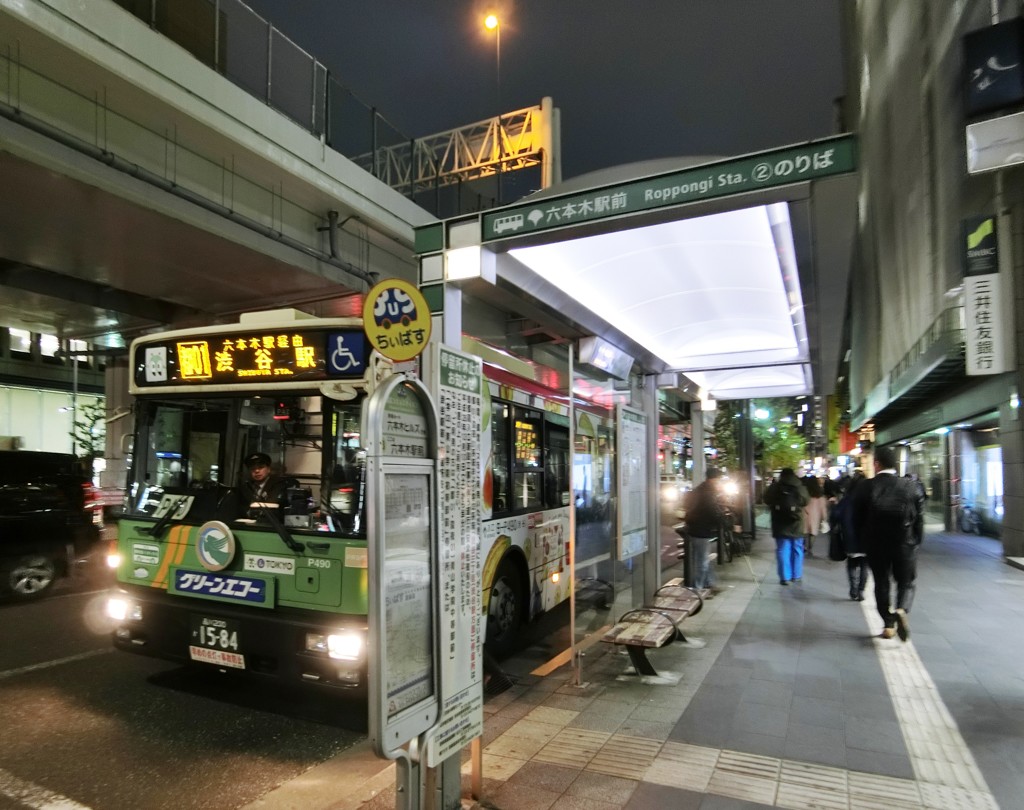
[681,468,725,595]
[832,471,868,600]
[851,446,925,641]
[763,468,810,585]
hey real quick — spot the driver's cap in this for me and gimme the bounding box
[244,452,272,468]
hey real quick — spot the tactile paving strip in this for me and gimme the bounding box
[587,733,662,780]
[532,727,610,768]
[859,598,998,808]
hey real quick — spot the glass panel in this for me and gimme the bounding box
[220,0,270,100]
[513,407,542,468]
[545,424,570,508]
[9,328,31,355]
[490,400,510,515]
[69,339,89,365]
[325,400,366,535]
[268,29,316,130]
[123,394,356,534]
[39,334,59,358]
[154,0,218,69]
[512,471,542,510]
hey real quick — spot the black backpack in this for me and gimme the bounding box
[869,476,918,541]
[772,484,802,521]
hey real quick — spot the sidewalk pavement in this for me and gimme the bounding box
[273,528,1023,810]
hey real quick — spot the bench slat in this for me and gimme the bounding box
[603,622,675,648]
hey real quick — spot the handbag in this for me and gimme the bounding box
[818,517,830,535]
[828,525,846,561]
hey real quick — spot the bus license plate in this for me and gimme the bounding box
[189,615,245,670]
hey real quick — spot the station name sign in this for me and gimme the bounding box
[482,134,856,241]
[133,327,368,388]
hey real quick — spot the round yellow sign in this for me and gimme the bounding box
[362,279,432,362]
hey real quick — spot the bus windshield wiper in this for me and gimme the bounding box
[254,503,305,554]
[146,495,190,539]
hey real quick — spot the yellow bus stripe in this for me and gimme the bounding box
[174,525,190,565]
[153,525,186,588]
[152,528,174,587]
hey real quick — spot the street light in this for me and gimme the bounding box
[484,13,500,108]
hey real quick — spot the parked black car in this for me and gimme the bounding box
[0,451,102,599]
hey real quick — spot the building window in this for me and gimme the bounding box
[69,339,90,366]
[40,333,60,361]
[9,328,32,357]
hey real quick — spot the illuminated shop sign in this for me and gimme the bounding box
[133,328,368,388]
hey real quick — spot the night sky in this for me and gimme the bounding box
[240,0,845,181]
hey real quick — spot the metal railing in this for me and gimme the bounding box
[109,0,508,216]
[888,305,965,388]
[0,48,350,273]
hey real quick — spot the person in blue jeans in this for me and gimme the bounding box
[681,468,726,595]
[764,468,810,585]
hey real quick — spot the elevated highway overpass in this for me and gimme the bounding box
[0,0,432,346]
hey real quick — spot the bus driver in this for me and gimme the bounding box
[241,452,290,508]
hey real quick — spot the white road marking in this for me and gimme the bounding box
[0,767,92,809]
[0,649,110,681]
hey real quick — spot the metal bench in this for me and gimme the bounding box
[600,579,705,676]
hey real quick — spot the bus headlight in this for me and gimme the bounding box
[328,632,363,660]
[106,551,122,569]
[306,630,364,661]
[107,597,142,622]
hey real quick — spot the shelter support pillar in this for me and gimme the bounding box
[737,401,755,534]
[643,374,660,593]
[691,402,706,484]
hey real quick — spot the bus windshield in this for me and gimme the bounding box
[125,393,366,536]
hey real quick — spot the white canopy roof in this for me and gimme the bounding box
[508,202,811,399]
[472,143,857,403]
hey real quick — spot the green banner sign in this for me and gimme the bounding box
[482,134,856,242]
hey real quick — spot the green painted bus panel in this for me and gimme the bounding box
[116,520,369,615]
[340,557,370,614]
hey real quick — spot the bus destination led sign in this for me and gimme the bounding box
[134,328,368,388]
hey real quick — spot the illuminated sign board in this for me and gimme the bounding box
[480,134,856,242]
[362,279,432,362]
[133,328,368,388]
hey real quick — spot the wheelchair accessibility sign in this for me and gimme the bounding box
[326,330,368,376]
[362,279,432,362]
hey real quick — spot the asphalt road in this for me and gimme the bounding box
[0,512,692,810]
[0,561,367,810]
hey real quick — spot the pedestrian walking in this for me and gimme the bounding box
[851,446,925,641]
[802,474,828,556]
[681,468,725,595]
[832,471,868,600]
[764,468,810,586]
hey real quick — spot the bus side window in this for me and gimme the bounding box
[545,424,570,508]
[491,400,511,514]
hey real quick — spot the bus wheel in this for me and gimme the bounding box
[4,554,57,599]
[486,558,524,658]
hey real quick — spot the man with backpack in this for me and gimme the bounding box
[852,446,925,641]
[764,468,811,586]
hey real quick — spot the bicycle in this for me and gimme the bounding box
[717,509,748,562]
[717,521,734,564]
